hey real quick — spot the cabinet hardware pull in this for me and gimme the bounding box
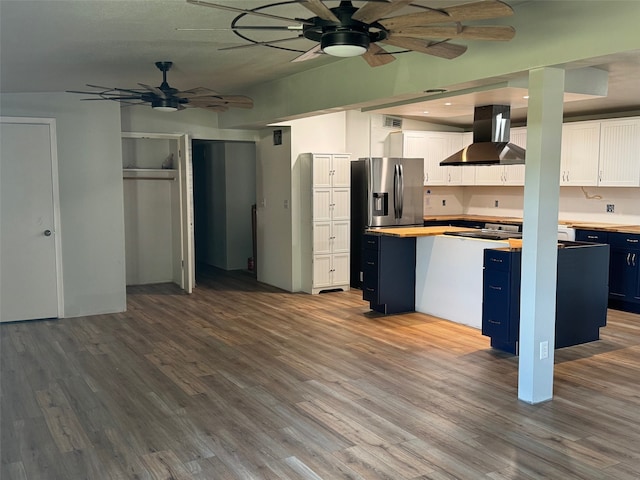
[488,319,501,325]
[366,261,374,265]
[627,253,631,266]
[626,239,639,243]
[633,253,637,267]
[489,285,502,290]
[490,258,503,263]
[587,235,598,239]
[366,287,374,292]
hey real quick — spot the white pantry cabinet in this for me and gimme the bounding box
[299,153,351,294]
[597,117,640,187]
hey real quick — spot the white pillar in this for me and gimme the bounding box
[518,67,565,404]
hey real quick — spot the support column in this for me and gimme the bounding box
[518,67,565,404]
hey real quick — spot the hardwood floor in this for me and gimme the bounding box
[2,268,640,479]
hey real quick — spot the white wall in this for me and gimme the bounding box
[1,93,127,317]
[123,177,174,284]
[256,127,293,291]
[121,106,257,142]
[224,142,257,270]
[422,184,640,224]
[345,110,463,160]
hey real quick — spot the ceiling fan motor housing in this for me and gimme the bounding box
[302,2,389,57]
[152,97,180,112]
[321,29,370,56]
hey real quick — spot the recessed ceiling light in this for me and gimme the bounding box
[523,95,529,99]
[423,111,430,114]
[444,102,452,106]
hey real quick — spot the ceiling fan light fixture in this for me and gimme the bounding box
[321,30,369,57]
[152,98,179,112]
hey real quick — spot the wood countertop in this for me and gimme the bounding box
[367,226,476,238]
[423,215,640,234]
[423,215,524,224]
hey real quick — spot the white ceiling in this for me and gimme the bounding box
[1,0,639,127]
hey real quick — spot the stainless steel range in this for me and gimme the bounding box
[443,223,522,240]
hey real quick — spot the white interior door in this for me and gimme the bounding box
[1,117,63,322]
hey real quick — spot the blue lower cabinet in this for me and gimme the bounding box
[362,234,416,314]
[576,229,640,313]
[482,243,609,354]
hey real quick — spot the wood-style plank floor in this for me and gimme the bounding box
[2,268,640,479]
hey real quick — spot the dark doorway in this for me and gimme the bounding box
[191,139,257,280]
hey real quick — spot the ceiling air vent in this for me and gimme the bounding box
[383,115,403,129]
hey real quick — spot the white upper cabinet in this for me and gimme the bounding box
[386,117,638,188]
[560,121,600,186]
[597,118,640,187]
[388,130,464,186]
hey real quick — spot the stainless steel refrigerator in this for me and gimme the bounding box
[350,157,424,287]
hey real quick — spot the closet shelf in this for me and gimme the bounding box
[123,168,177,180]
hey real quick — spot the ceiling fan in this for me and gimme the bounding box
[66,61,254,112]
[185,0,516,67]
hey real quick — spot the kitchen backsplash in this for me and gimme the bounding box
[424,186,640,224]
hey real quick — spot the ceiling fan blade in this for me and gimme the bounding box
[138,83,167,97]
[213,95,254,108]
[381,37,467,59]
[185,101,230,112]
[379,0,514,30]
[292,44,323,63]
[390,25,515,41]
[299,0,339,22]
[82,84,149,95]
[77,96,144,101]
[362,43,396,67]
[188,95,254,109]
[179,87,220,97]
[186,0,311,25]
[219,35,303,51]
[176,25,304,32]
[352,0,413,24]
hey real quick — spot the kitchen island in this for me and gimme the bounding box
[364,226,610,353]
[415,235,509,328]
[362,226,476,314]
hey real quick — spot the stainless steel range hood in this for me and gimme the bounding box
[440,105,525,166]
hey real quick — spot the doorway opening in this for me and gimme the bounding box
[192,139,257,282]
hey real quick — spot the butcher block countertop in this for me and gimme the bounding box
[423,215,640,234]
[367,226,476,237]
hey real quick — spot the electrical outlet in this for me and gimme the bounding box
[606,204,615,213]
[494,200,499,208]
[442,199,446,207]
[540,341,549,360]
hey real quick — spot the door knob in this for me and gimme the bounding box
[44,230,52,237]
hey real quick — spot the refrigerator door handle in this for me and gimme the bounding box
[393,164,399,219]
[397,164,404,219]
